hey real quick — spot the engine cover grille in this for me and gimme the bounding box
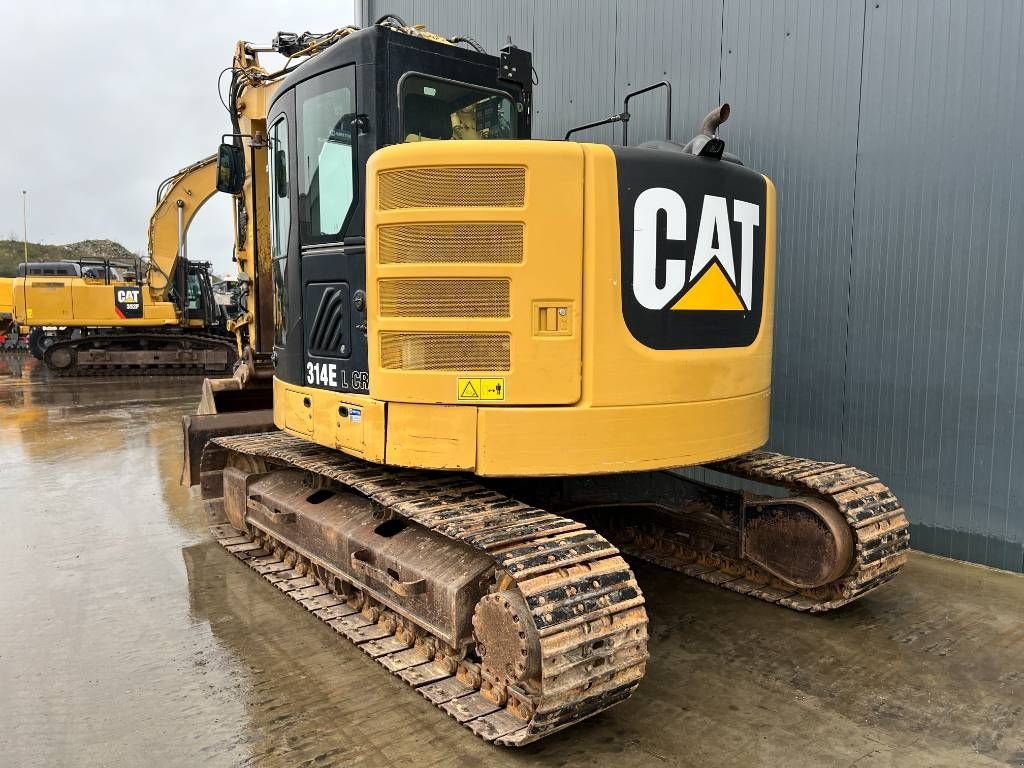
[378,166,525,210]
[378,223,524,265]
[379,332,510,371]
[378,279,510,318]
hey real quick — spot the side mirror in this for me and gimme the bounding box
[274,148,288,197]
[216,143,246,194]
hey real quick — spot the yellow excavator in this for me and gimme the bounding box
[11,157,233,374]
[183,17,910,746]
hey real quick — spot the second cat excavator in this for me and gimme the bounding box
[183,17,910,747]
[11,157,232,374]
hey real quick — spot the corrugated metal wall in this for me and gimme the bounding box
[361,0,1024,572]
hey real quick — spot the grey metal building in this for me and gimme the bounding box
[359,0,1024,572]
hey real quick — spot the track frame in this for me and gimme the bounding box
[200,432,650,746]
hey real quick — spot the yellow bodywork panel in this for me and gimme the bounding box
[581,147,776,409]
[277,140,777,476]
[273,377,385,463]
[366,140,584,406]
[280,385,314,435]
[0,278,13,319]
[386,402,477,470]
[476,391,770,475]
[13,279,72,324]
[13,279,179,327]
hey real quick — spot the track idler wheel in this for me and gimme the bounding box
[45,345,76,371]
[473,590,541,696]
[743,496,854,589]
[27,328,53,360]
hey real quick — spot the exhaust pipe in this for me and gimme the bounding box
[684,102,731,159]
[699,103,730,136]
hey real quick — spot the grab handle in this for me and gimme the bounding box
[351,549,426,597]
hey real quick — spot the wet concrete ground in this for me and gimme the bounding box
[0,355,1022,768]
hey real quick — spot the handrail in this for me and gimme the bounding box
[622,81,671,146]
[563,80,673,146]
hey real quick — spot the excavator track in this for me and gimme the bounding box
[200,431,649,746]
[42,331,235,376]
[601,452,910,612]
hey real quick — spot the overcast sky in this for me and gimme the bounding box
[1,1,355,276]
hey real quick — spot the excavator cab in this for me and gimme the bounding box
[182,262,222,328]
[183,22,532,454]
[263,24,531,400]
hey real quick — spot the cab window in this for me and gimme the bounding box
[186,271,202,311]
[268,116,290,346]
[297,67,356,243]
[400,75,516,142]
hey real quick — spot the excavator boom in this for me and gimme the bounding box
[146,155,219,299]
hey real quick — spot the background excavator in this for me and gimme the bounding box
[11,157,233,374]
[182,17,910,746]
[17,261,134,359]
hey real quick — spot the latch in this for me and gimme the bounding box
[534,302,572,336]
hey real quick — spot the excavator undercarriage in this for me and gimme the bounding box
[41,330,235,376]
[195,431,908,744]
[512,453,909,611]
[201,432,649,745]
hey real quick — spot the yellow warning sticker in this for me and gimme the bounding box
[457,377,505,401]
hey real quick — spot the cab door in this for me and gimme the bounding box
[294,65,370,397]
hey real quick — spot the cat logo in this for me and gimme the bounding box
[614,147,770,350]
[114,287,143,319]
[632,189,760,312]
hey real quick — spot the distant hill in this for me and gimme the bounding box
[0,239,139,277]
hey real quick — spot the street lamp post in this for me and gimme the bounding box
[21,190,28,267]
[19,190,29,330]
